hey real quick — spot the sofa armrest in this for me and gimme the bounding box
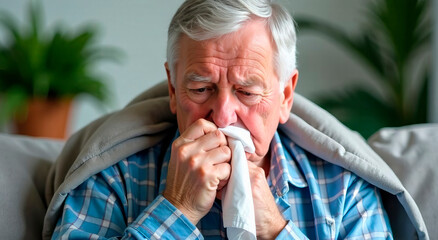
[0,134,64,240]
[368,124,438,238]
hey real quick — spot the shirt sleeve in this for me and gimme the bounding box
[51,165,202,239]
[339,175,394,239]
[127,195,202,239]
[275,220,309,239]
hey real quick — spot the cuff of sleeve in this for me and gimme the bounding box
[127,195,203,239]
[276,220,309,240]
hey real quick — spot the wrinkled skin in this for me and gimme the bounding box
[163,19,298,239]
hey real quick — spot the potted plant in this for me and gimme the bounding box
[295,0,431,138]
[0,0,121,139]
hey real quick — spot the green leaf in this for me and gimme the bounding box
[369,0,430,69]
[315,86,399,138]
[29,0,43,41]
[0,10,23,44]
[0,87,28,125]
[85,46,125,64]
[413,70,429,123]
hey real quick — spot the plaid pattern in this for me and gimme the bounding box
[53,130,393,239]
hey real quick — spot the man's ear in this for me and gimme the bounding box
[165,62,177,114]
[279,69,298,124]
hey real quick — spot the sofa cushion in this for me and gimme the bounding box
[368,124,438,238]
[0,134,64,240]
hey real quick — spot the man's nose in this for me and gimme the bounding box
[210,90,237,128]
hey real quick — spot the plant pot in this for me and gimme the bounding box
[14,97,73,139]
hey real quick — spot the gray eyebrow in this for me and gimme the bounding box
[185,73,212,83]
[237,78,258,87]
[184,73,266,89]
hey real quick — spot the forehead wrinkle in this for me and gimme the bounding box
[185,39,270,68]
[184,57,268,87]
[229,58,266,72]
[229,68,267,89]
[186,56,266,72]
[213,45,269,68]
[243,45,270,61]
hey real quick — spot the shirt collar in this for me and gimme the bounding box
[268,131,308,198]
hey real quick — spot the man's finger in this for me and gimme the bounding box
[181,119,218,140]
[210,162,231,191]
[187,129,227,152]
[204,145,231,165]
[215,162,231,182]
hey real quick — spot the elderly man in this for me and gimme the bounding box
[44,0,429,239]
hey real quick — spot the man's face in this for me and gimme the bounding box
[166,19,298,167]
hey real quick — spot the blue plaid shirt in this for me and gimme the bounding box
[53,130,393,239]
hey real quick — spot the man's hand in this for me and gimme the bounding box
[163,119,231,225]
[248,161,287,240]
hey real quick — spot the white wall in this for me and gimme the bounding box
[1,0,434,136]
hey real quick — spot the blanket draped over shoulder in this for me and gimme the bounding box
[43,81,429,240]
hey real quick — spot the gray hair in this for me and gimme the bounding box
[166,0,297,90]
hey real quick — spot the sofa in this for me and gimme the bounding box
[0,134,64,240]
[0,122,436,239]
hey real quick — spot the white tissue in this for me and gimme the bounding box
[219,126,256,240]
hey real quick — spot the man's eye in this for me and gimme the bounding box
[193,88,207,93]
[189,87,213,94]
[236,90,261,105]
[187,87,213,103]
[240,91,253,96]
[237,90,257,97]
